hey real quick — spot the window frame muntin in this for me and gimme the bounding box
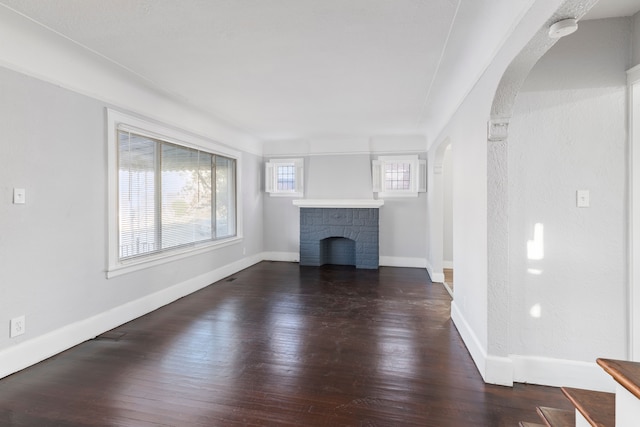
[265,157,304,197]
[107,109,242,278]
[373,155,425,198]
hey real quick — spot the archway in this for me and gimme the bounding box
[487,0,599,364]
[427,137,452,285]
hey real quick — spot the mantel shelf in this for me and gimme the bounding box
[292,199,384,208]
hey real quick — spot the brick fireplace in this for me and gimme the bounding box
[293,200,384,269]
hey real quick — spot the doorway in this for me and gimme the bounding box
[442,144,454,296]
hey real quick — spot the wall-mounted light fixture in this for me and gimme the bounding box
[548,18,578,38]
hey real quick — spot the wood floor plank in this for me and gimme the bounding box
[0,262,571,426]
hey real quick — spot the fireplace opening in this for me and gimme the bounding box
[320,237,356,267]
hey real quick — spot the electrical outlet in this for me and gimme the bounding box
[10,315,25,338]
[13,188,26,204]
[577,190,590,208]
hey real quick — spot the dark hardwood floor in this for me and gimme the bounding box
[0,262,570,426]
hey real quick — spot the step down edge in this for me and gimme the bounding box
[597,358,640,400]
[536,406,574,427]
[561,387,615,427]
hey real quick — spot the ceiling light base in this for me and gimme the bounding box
[549,18,578,38]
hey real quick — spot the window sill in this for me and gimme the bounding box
[268,192,304,197]
[293,199,384,208]
[376,192,420,198]
[106,236,242,279]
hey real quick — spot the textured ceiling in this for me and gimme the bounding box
[1,0,635,142]
[585,0,640,20]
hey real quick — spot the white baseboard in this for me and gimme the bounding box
[379,256,426,269]
[451,301,616,390]
[425,260,445,283]
[511,354,615,392]
[0,254,263,380]
[3,254,613,393]
[429,272,445,283]
[451,301,514,386]
[486,355,514,386]
[450,301,490,381]
[262,251,299,262]
[262,253,427,269]
[443,260,453,269]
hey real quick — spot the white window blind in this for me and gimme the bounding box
[118,130,236,261]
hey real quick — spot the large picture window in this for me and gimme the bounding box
[108,110,240,277]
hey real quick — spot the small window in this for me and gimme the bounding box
[372,155,426,197]
[265,158,304,197]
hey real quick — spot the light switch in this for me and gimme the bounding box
[13,188,26,204]
[576,190,589,208]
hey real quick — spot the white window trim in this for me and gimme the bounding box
[106,108,243,278]
[372,155,426,198]
[265,158,304,197]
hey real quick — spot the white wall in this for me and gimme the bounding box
[0,58,264,377]
[262,137,428,267]
[508,17,629,362]
[427,6,631,390]
[426,0,576,386]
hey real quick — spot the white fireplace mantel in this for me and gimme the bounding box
[292,199,384,208]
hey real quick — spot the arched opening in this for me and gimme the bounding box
[427,137,453,285]
[487,0,629,387]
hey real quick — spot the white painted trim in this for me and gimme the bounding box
[426,261,444,283]
[451,302,615,389]
[442,282,454,298]
[265,158,304,197]
[616,384,640,427]
[292,199,384,208]
[451,300,514,386]
[486,355,514,387]
[628,67,640,361]
[379,256,427,269]
[262,252,300,263]
[304,150,379,157]
[0,254,263,380]
[627,64,640,84]
[511,355,614,392]
[426,260,445,283]
[2,250,613,392]
[262,254,428,269]
[106,108,244,278]
[576,409,590,427]
[452,299,618,389]
[263,136,427,158]
[107,237,243,279]
[451,301,492,381]
[430,272,445,283]
[443,260,454,269]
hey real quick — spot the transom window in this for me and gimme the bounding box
[265,158,304,197]
[384,161,412,190]
[107,109,241,277]
[276,164,296,191]
[372,155,426,197]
